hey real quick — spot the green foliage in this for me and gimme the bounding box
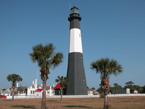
[7,74,23,84]
[91,58,123,96]
[14,91,17,95]
[125,81,134,87]
[109,86,113,93]
[124,81,140,93]
[30,44,63,80]
[17,87,23,94]
[139,85,145,93]
[97,87,103,94]
[92,87,95,90]
[2,89,6,91]
[87,86,89,89]
[90,58,123,80]
[55,76,69,88]
[113,83,123,89]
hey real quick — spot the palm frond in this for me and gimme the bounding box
[51,53,63,69]
[55,79,59,83]
[7,74,23,83]
[30,44,63,81]
[91,58,123,79]
[55,76,69,88]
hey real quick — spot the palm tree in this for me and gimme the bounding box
[55,76,69,101]
[113,83,122,89]
[125,81,134,87]
[7,74,23,101]
[90,58,123,109]
[30,43,63,109]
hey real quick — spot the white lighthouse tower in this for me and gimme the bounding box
[66,6,87,95]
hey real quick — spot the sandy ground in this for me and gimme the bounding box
[0,96,145,109]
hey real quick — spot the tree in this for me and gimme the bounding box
[2,89,6,91]
[87,86,89,89]
[109,86,113,93]
[96,84,104,94]
[125,81,134,87]
[30,44,63,109]
[92,87,95,91]
[113,83,123,89]
[131,85,140,93]
[55,76,69,101]
[124,81,135,93]
[91,58,123,109]
[17,87,23,94]
[7,74,23,101]
[140,85,145,93]
[125,81,134,86]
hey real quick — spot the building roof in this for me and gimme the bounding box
[35,89,43,92]
[35,86,55,92]
[87,89,93,91]
[54,83,66,89]
[46,86,54,90]
[17,87,27,91]
[1,90,11,94]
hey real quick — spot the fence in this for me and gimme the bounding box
[6,93,145,99]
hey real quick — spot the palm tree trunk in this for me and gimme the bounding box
[12,87,14,101]
[60,88,62,101]
[41,77,46,109]
[104,94,108,109]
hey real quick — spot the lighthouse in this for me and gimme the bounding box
[66,6,87,95]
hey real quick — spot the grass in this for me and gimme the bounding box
[0,96,145,109]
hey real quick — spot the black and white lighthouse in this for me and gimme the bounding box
[66,6,87,95]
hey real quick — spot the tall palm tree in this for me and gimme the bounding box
[7,74,23,101]
[55,76,69,101]
[30,43,63,109]
[90,58,123,109]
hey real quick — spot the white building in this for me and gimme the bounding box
[35,86,55,96]
[87,89,93,95]
[16,79,55,96]
[134,89,138,94]
[126,88,130,94]
[27,79,42,96]
[0,90,11,96]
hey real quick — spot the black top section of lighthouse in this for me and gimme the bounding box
[66,6,88,95]
[68,6,82,29]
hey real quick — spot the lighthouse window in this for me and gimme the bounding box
[83,79,85,81]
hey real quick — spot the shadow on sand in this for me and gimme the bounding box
[12,105,35,109]
[63,105,93,108]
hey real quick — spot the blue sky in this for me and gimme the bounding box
[0,0,145,90]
